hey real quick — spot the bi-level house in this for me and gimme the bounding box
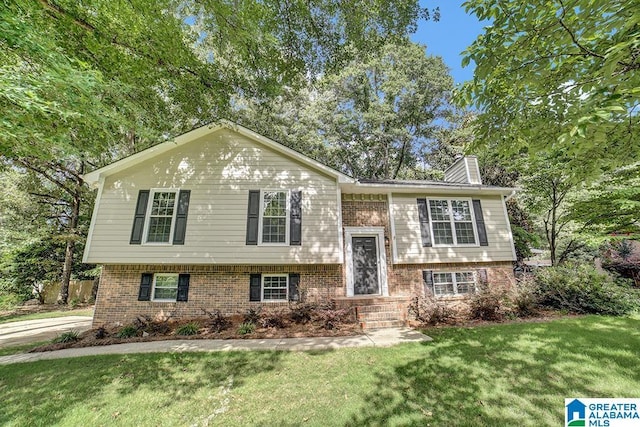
[83,121,517,328]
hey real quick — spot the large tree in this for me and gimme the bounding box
[459,0,639,172]
[1,0,436,303]
[237,41,456,179]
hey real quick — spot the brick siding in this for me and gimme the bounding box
[94,264,342,327]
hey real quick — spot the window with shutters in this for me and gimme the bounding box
[432,271,476,296]
[145,189,178,243]
[262,274,288,301]
[152,274,179,301]
[428,199,477,246]
[260,190,289,244]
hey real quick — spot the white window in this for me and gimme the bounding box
[428,199,477,245]
[262,274,288,301]
[145,190,178,243]
[260,190,289,244]
[433,272,476,296]
[152,274,179,301]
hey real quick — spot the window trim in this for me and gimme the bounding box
[432,271,477,297]
[143,188,180,245]
[261,274,289,302]
[258,189,290,246]
[151,273,179,302]
[427,197,480,247]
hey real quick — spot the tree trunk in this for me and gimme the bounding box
[57,164,83,304]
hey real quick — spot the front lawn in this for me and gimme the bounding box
[1,315,639,426]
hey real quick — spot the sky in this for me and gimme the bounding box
[410,1,486,84]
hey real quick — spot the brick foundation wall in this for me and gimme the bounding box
[94,264,343,327]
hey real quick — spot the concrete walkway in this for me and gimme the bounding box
[0,316,93,348]
[0,327,431,365]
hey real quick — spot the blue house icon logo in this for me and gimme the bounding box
[566,399,586,426]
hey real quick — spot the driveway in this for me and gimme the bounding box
[0,316,93,348]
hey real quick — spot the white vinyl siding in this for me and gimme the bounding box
[391,194,516,264]
[84,129,342,264]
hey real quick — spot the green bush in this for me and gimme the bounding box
[175,322,200,336]
[237,322,255,335]
[116,325,139,338]
[534,263,639,316]
[52,330,79,343]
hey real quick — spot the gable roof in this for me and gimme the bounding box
[83,119,515,196]
[82,120,355,187]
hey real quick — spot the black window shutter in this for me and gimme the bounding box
[288,273,300,301]
[472,199,489,246]
[176,274,190,302]
[417,198,432,247]
[246,190,260,245]
[172,190,191,245]
[138,273,153,301]
[422,270,434,295]
[249,273,262,301]
[290,191,302,246]
[130,190,150,244]
[478,269,488,284]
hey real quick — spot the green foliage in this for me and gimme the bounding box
[237,322,255,335]
[175,322,200,336]
[534,263,639,315]
[116,325,139,339]
[459,0,639,173]
[52,330,79,344]
[237,41,459,179]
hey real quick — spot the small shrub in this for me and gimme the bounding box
[535,263,639,315]
[52,330,79,343]
[289,302,316,324]
[408,294,456,325]
[469,283,513,321]
[203,309,230,332]
[259,310,287,328]
[243,307,261,324]
[237,322,255,335]
[94,327,107,339]
[69,298,81,308]
[175,322,200,336]
[512,276,540,318]
[116,325,139,338]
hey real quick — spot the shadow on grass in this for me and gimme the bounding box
[0,350,285,425]
[344,316,640,426]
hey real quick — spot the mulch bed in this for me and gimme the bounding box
[29,313,363,353]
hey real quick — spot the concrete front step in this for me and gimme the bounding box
[360,320,406,329]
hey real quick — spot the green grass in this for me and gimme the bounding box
[1,315,639,426]
[0,308,93,324]
[0,341,49,357]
